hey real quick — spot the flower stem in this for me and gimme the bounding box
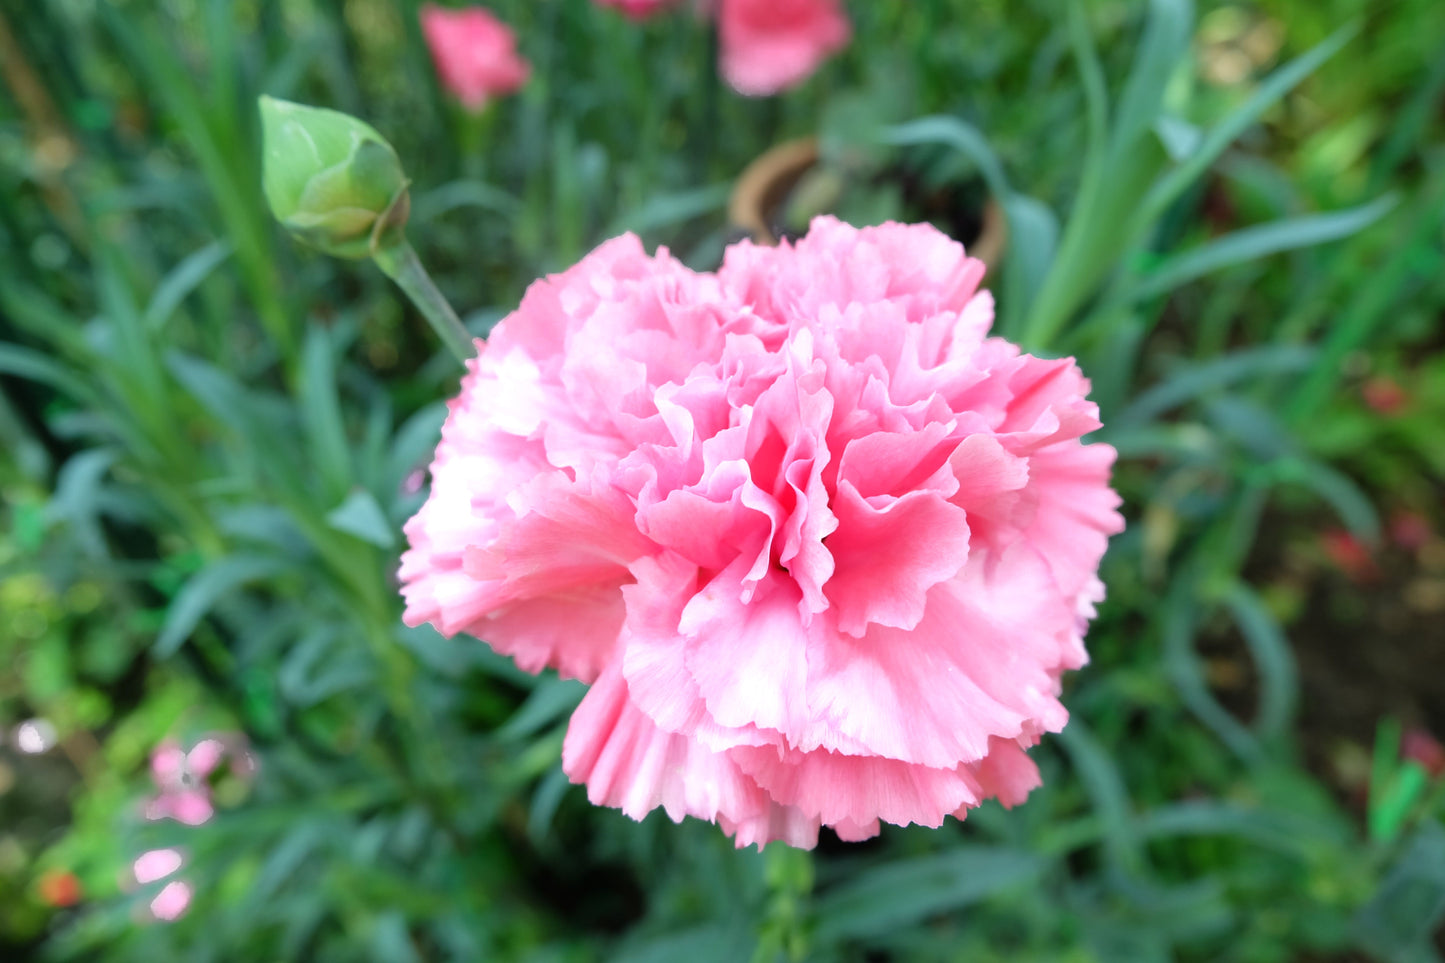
[373,241,474,366]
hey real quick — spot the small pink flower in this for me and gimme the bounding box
[401,218,1123,847]
[420,4,531,112]
[595,0,678,18]
[146,739,221,825]
[132,849,184,885]
[718,0,851,96]
[149,880,193,922]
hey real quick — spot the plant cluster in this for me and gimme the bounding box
[1,1,1443,961]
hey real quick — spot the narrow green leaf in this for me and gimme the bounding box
[1068,0,1109,158]
[1162,591,1261,762]
[155,554,294,657]
[1139,800,1333,857]
[1132,194,1397,301]
[166,351,259,443]
[1354,822,1445,957]
[1204,396,1297,459]
[1288,176,1445,422]
[999,193,1060,339]
[495,677,586,742]
[1114,345,1316,428]
[300,325,353,500]
[369,911,423,963]
[1145,24,1357,218]
[611,923,757,963]
[1222,583,1298,742]
[1370,718,1404,835]
[252,824,328,903]
[607,183,731,236]
[47,449,119,558]
[1111,0,1193,157]
[1271,457,1381,544]
[144,239,233,331]
[0,344,98,403]
[527,765,574,845]
[882,116,1009,200]
[1373,763,1431,846]
[811,847,1046,943]
[1058,721,1147,874]
[325,488,395,548]
[411,179,521,222]
[384,401,448,500]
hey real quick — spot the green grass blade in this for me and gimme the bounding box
[811,847,1046,944]
[1222,582,1299,743]
[155,553,296,657]
[1131,194,1397,301]
[145,239,234,332]
[1143,24,1357,219]
[1113,344,1316,428]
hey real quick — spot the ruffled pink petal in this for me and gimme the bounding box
[966,737,1043,812]
[563,661,818,848]
[807,545,1075,768]
[729,745,983,830]
[825,480,972,637]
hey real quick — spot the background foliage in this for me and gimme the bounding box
[2,0,1444,960]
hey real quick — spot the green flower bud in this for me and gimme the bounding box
[259,96,411,259]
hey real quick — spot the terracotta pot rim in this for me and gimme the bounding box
[728,135,1008,272]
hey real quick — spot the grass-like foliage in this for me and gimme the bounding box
[1,0,1444,960]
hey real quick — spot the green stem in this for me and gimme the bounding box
[373,241,474,366]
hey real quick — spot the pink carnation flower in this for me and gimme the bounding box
[420,4,531,112]
[401,217,1123,847]
[595,0,678,19]
[718,0,851,96]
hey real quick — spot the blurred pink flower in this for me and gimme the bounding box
[718,0,851,95]
[420,4,530,111]
[132,849,184,885]
[1402,727,1445,779]
[149,880,193,922]
[1389,510,1432,551]
[146,739,223,825]
[401,217,1122,847]
[595,0,678,18]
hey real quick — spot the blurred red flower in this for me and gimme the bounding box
[1320,529,1378,583]
[1361,376,1407,415]
[37,869,82,908]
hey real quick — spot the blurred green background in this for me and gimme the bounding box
[2,0,1444,960]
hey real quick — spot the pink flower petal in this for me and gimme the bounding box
[133,849,183,885]
[563,661,818,849]
[149,880,192,921]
